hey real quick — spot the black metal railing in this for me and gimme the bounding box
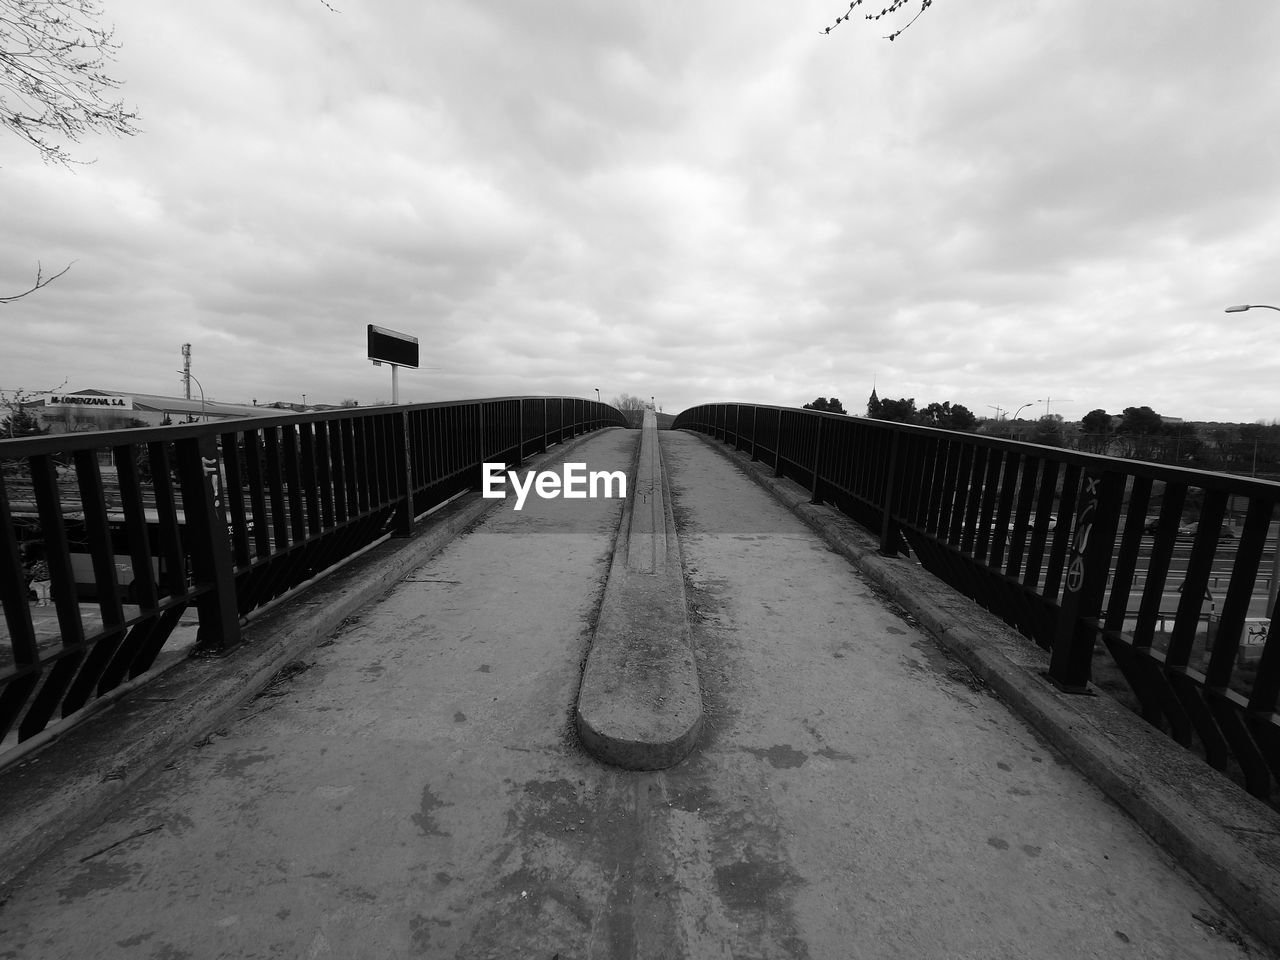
[1,396,625,749]
[675,402,1280,800]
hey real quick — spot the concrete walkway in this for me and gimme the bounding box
[0,427,1271,958]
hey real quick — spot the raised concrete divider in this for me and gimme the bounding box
[575,409,703,769]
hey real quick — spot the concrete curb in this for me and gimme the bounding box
[0,429,613,894]
[686,429,1280,955]
[575,411,703,770]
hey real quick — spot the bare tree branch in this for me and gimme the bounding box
[0,260,72,303]
[821,0,933,40]
[0,379,67,438]
[0,0,141,165]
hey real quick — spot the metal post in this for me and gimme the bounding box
[179,434,242,652]
[879,431,902,556]
[810,415,824,504]
[517,400,524,467]
[1048,469,1122,691]
[393,408,413,537]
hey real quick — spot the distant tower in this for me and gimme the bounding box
[867,383,881,418]
[181,343,192,400]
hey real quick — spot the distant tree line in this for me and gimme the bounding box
[985,404,1280,476]
[864,394,978,432]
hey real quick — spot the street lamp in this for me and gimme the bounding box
[178,371,206,422]
[595,388,600,403]
[1227,303,1280,607]
[1012,402,1034,420]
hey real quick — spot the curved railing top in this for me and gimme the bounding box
[674,401,1280,499]
[1,395,625,457]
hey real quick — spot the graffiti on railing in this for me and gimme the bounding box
[1064,475,1099,595]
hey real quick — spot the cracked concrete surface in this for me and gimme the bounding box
[0,426,1270,958]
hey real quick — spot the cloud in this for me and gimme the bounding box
[3,1,1280,423]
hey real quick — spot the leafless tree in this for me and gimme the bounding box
[612,393,647,412]
[0,379,65,438]
[1,0,140,165]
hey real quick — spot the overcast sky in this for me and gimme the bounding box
[3,1,1279,423]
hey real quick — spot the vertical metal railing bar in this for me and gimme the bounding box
[349,419,368,516]
[988,450,1019,571]
[810,415,824,504]
[1048,469,1124,691]
[263,429,290,549]
[1104,477,1152,633]
[879,431,902,556]
[221,433,252,570]
[363,415,381,511]
[845,420,863,503]
[299,423,322,538]
[176,434,242,653]
[316,422,336,531]
[1043,463,1082,603]
[932,440,958,539]
[281,425,306,545]
[915,436,939,534]
[1167,490,1230,669]
[947,443,974,547]
[431,408,445,491]
[1133,486,1188,651]
[1247,621,1280,716]
[146,442,186,600]
[1208,499,1272,689]
[1005,456,1040,580]
[29,456,84,650]
[367,414,383,510]
[973,447,1002,561]
[1023,460,1059,593]
[392,410,411,535]
[72,448,125,634]
[114,444,161,608]
[340,417,360,522]
[243,432,271,559]
[0,474,40,741]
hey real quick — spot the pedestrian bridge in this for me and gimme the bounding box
[1,397,1279,957]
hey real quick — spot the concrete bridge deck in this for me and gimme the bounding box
[0,425,1277,958]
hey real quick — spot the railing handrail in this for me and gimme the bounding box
[0,394,613,456]
[677,403,1280,498]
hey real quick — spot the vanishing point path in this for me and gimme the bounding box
[0,427,1266,959]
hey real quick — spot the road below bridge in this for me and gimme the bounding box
[0,427,1268,958]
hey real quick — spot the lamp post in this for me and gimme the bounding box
[595,388,600,403]
[1012,402,1034,420]
[178,371,206,422]
[1227,305,1280,612]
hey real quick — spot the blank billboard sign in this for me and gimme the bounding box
[367,324,419,368]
